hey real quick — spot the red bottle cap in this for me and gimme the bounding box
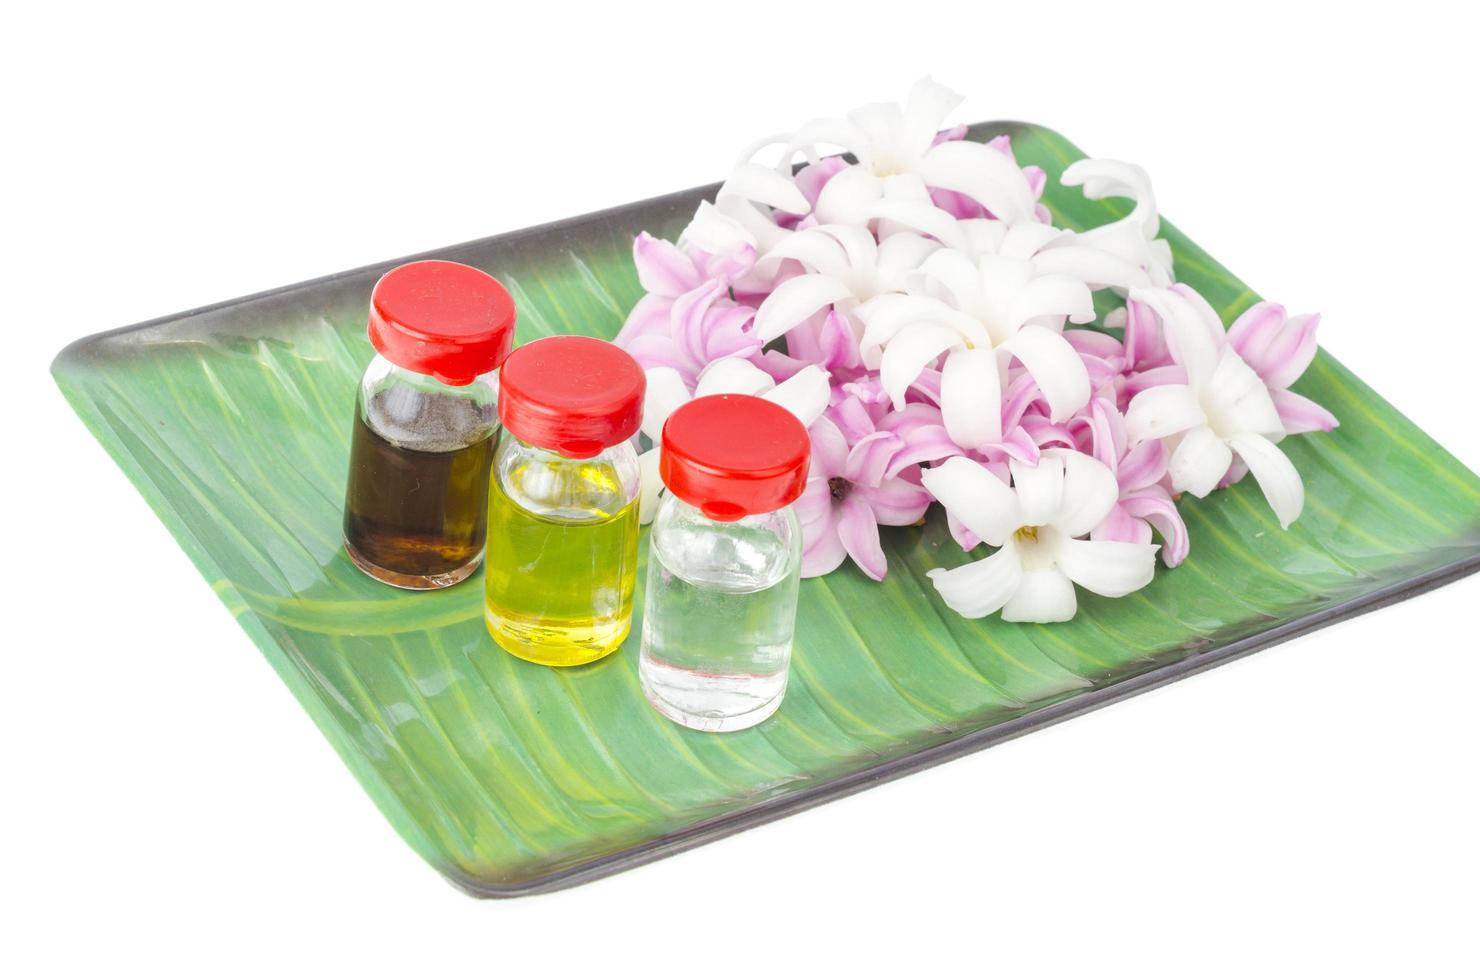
[498,336,646,459]
[660,394,811,521]
[367,260,516,386]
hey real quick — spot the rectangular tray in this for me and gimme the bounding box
[52,121,1480,896]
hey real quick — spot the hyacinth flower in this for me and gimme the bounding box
[615,233,765,386]
[706,131,816,256]
[931,132,1053,224]
[1122,286,1309,528]
[1074,396,1190,566]
[750,224,941,349]
[855,249,1097,452]
[1060,158,1176,289]
[951,217,1152,294]
[636,359,831,523]
[782,77,1041,229]
[796,411,933,581]
[611,77,1338,623]
[922,451,1159,622]
[1225,302,1338,436]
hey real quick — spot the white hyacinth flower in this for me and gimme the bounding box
[853,246,1097,453]
[1060,158,1175,288]
[921,451,1159,622]
[1122,287,1305,528]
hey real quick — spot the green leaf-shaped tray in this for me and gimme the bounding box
[53,123,1480,896]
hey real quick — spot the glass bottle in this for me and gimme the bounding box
[640,393,811,732]
[342,260,515,590]
[484,335,645,667]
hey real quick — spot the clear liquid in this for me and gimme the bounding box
[640,509,800,732]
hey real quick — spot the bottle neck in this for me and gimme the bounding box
[359,354,499,452]
[494,430,643,519]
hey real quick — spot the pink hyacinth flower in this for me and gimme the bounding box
[615,233,763,386]
[1226,302,1338,435]
[795,415,932,581]
[1076,396,1189,566]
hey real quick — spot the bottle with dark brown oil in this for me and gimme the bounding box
[342,260,516,589]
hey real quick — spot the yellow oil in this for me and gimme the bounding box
[483,457,640,667]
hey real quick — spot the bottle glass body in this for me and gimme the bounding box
[343,354,498,589]
[640,494,803,732]
[484,432,642,666]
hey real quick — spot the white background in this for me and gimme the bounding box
[5,3,1477,977]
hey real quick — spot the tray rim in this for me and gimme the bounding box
[51,120,1480,898]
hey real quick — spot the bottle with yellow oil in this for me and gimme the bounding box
[484,335,645,666]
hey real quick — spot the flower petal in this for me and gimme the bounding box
[916,248,984,309]
[857,294,989,363]
[875,231,941,287]
[1002,568,1077,623]
[624,333,694,377]
[1168,425,1233,498]
[1009,453,1065,529]
[869,196,967,250]
[1121,487,1190,567]
[1054,450,1120,538]
[681,202,757,264]
[641,367,692,442]
[694,357,774,398]
[753,273,855,343]
[920,455,1021,547]
[638,446,664,524]
[947,512,981,552]
[1270,388,1339,435]
[1124,383,1205,443]
[1206,348,1283,437]
[1122,296,1169,369]
[1055,536,1157,597]
[1225,301,1287,360]
[814,165,884,226]
[633,232,700,296]
[1033,244,1151,292]
[616,293,675,345]
[1263,314,1322,390]
[940,346,1004,450]
[1094,503,1152,545]
[837,495,888,581]
[800,505,848,578]
[1228,432,1305,529]
[903,76,964,151]
[793,476,833,525]
[860,477,932,525]
[1008,273,1096,329]
[879,324,962,409]
[884,423,960,477]
[921,139,1036,225]
[845,431,904,486]
[725,160,811,215]
[1129,286,1222,387]
[1000,324,1091,423]
[761,226,851,280]
[672,281,729,366]
[808,416,850,478]
[762,364,832,427]
[1118,438,1169,492]
[926,542,1024,619]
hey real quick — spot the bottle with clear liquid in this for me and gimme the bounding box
[484,335,645,667]
[342,260,515,590]
[640,394,810,732]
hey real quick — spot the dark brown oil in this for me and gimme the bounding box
[342,391,494,587]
